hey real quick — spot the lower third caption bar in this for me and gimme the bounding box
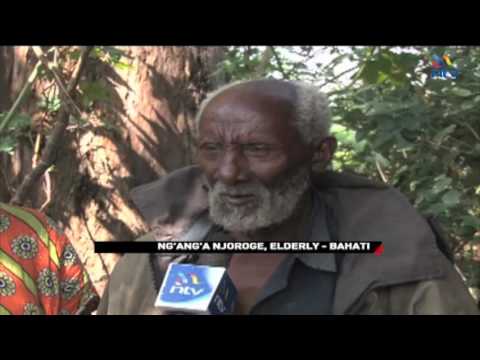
[94,241,384,255]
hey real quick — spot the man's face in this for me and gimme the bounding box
[196,84,313,232]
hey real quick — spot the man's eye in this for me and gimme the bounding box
[201,143,222,152]
[243,144,271,156]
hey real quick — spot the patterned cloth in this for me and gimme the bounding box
[0,203,99,315]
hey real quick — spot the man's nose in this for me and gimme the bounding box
[216,149,248,186]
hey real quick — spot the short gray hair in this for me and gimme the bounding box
[194,79,332,147]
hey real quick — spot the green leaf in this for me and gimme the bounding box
[475,185,480,195]
[49,97,61,112]
[461,101,476,111]
[451,87,472,97]
[69,115,87,126]
[332,124,356,144]
[343,109,366,123]
[374,151,391,167]
[68,49,81,60]
[0,113,32,131]
[81,98,94,109]
[113,61,133,71]
[38,96,61,112]
[14,114,31,128]
[461,215,480,230]
[100,118,121,135]
[373,130,395,148]
[103,47,124,58]
[80,81,111,103]
[365,102,390,117]
[91,47,105,59]
[359,57,392,85]
[393,53,420,74]
[0,113,32,132]
[474,144,480,156]
[433,124,456,145]
[442,190,461,206]
[425,202,448,216]
[432,175,452,194]
[37,64,54,81]
[0,135,17,154]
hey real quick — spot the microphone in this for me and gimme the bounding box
[155,263,237,314]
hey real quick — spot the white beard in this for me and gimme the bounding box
[207,166,310,233]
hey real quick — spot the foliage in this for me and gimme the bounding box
[0,112,32,154]
[1,46,478,296]
[220,46,480,292]
[0,46,129,155]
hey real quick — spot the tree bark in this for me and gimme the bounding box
[0,46,224,295]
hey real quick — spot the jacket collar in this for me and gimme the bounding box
[131,166,448,314]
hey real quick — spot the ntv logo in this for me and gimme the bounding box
[431,54,459,80]
[169,271,205,297]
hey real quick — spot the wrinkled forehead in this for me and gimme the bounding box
[200,80,298,131]
[206,80,297,109]
[225,79,298,101]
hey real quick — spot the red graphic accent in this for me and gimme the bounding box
[374,244,384,256]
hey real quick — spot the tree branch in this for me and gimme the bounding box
[10,46,93,205]
[0,60,42,135]
[318,66,357,90]
[31,46,84,117]
[375,159,389,183]
[254,47,274,78]
[269,46,289,79]
[456,121,480,142]
[326,47,377,97]
[81,209,111,281]
[39,170,52,212]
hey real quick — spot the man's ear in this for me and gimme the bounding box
[312,136,337,169]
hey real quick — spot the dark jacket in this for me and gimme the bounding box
[97,166,479,315]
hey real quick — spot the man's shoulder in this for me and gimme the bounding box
[129,166,209,234]
[316,171,452,311]
[313,170,418,216]
[367,257,479,314]
[312,170,389,190]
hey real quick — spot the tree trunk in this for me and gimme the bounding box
[0,46,224,295]
[0,47,33,203]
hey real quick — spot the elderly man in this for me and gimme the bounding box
[98,79,478,315]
